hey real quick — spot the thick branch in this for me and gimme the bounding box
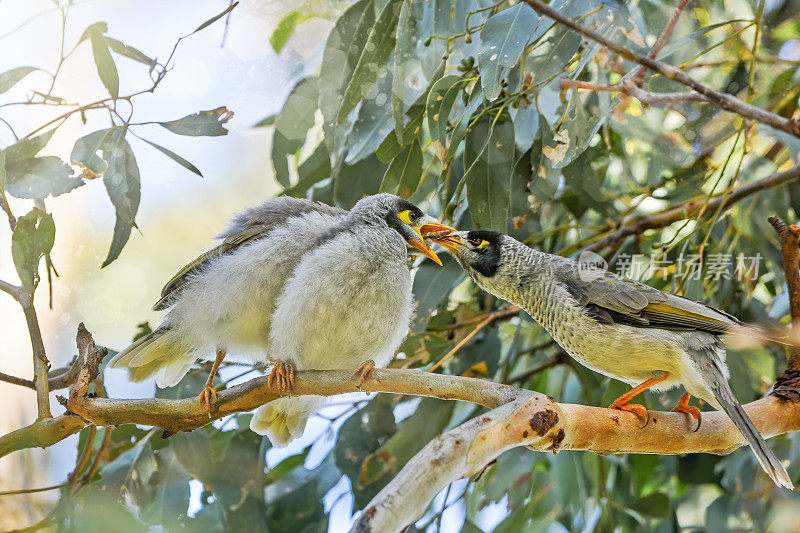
[0,415,86,458]
[585,164,800,252]
[20,295,52,419]
[354,394,800,532]
[769,216,800,399]
[521,0,800,137]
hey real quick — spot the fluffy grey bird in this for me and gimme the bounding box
[432,230,793,489]
[108,194,451,447]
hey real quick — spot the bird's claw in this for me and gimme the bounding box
[351,359,376,389]
[268,362,295,392]
[610,401,649,428]
[672,394,702,432]
[198,386,218,418]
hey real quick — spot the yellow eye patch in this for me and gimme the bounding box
[397,209,414,225]
[476,240,490,249]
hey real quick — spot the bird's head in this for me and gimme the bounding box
[350,194,454,265]
[430,230,504,277]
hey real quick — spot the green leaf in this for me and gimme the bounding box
[334,153,386,208]
[78,21,108,44]
[139,138,202,176]
[379,137,422,197]
[426,75,468,148]
[4,129,56,164]
[192,1,239,35]
[0,66,39,94]
[512,103,539,154]
[319,0,375,166]
[139,449,191,527]
[11,208,55,295]
[272,77,319,187]
[104,37,156,68]
[265,447,311,483]
[101,129,140,267]
[443,86,484,170]
[270,11,315,53]
[479,4,540,101]
[89,27,119,99]
[253,114,276,128]
[71,128,114,174]
[99,441,157,503]
[5,156,83,199]
[391,0,415,145]
[629,492,670,519]
[410,257,465,333]
[0,150,5,193]
[283,143,331,197]
[336,0,403,123]
[464,116,514,231]
[159,107,233,136]
[346,69,395,164]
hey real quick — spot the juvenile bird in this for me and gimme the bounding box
[108,194,451,446]
[432,230,793,489]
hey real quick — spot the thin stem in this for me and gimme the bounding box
[0,484,68,497]
[632,0,689,83]
[21,299,52,419]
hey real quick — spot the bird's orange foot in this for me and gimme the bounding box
[268,361,295,392]
[351,359,376,388]
[672,392,701,432]
[198,385,218,418]
[609,399,649,428]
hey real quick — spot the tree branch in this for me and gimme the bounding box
[0,357,79,391]
[584,164,800,252]
[631,0,690,83]
[769,216,800,399]
[354,393,799,532]
[521,0,800,137]
[20,295,52,419]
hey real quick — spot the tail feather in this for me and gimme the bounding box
[728,323,794,348]
[108,330,195,387]
[250,396,324,447]
[709,371,794,490]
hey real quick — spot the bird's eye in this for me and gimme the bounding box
[408,211,419,224]
[467,237,483,246]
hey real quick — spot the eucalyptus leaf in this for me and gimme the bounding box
[4,129,56,164]
[392,0,415,145]
[379,136,423,197]
[11,207,55,294]
[101,128,140,267]
[89,27,119,99]
[0,66,39,94]
[159,107,233,136]
[139,138,202,177]
[270,11,315,53]
[5,156,83,199]
[463,116,514,231]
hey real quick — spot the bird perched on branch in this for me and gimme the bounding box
[108,194,451,446]
[431,230,793,489]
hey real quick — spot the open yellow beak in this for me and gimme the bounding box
[409,222,456,266]
[430,233,463,251]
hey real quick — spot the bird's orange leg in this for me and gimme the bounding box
[351,359,376,388]
[609,372,670,427]
[672,392,702,432]
[198,349,225,417]
[268,361,295,392]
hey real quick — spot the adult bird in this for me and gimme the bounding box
[431,230,793,489]
[108,194,451,447]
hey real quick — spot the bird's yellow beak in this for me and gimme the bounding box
[429,232,464,251]
[409,222,455,266]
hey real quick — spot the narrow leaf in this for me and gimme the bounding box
[192,2,239,35]
[270,11,314,53]
[0,66,39,94]
[336,0,403,123]
[11,208,56,294]
[159,107,234,136]
[4,129,56,164]
[104,37,156,67]
[140,138,202,176]
[101,129,140,267]
[391,0,414,145]
[89,29,119,99]
[78,21,108,44]
[379,137,422,197]
[426,75,467,147]
[71,128,114,174]
[464,116,514,231]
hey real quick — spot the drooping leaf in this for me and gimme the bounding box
[192,2,239,35]
[283,143,332,197]
[98,441,157,504]
[391,0,416,145]
[11,207,55,294]
[478,4,540,101]
[5,156,83,199]
[319,0,375,165]
[426,75,468,148]
[159,107,234,136]
[78,21,109,44]
[629,492,670,519]
[0,66,39,94]
[379,136,422,197]
[138,449,191,527]
[334,153,387,208]
[337,0,403,123]
[443,86,484,170]
[411,256,465,333]
[104,37,156,68]
[139,137,202,176]
[464,116,514,231]
[512,102,539,154]
[270,11,315,53]
[346,69,395,165]
[101,128,140,267]
[89,27,119,99]
[272,77,319,187]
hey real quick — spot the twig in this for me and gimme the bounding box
[79,426,112,485]
[68,425,96,485]
[507,351,564,383]
[0,483,68,497]
[428,307,520,372]
[559,78,712,106]
[0,357,80,391]
[20,296,52,419]
[430,306,520,332]
[769,216,800,400]
[631,0,690,83]
[520,0,800,137]
[0,191,16,231]
[584,164,800,252]
[0,280,24,301]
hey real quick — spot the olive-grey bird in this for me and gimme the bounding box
[432,230,793,489]
[108,194,451,447]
